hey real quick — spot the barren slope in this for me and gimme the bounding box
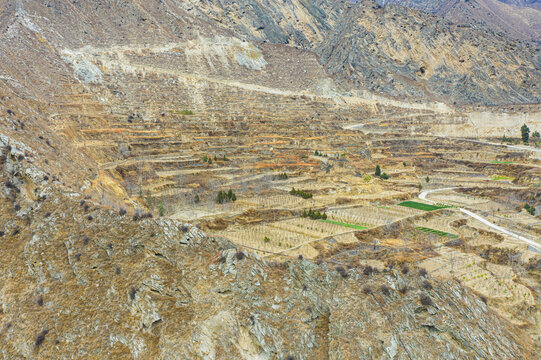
[378,0,541,43]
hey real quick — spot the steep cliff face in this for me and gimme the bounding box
[316,2,541,104]
[0,148,537,359]
[377,0,541,43]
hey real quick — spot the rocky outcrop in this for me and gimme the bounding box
[316,2,541,104]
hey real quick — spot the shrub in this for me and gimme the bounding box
[375,165,381,177]
[83,236,90,245]
[276,173,288,180]
[363,266,374,276]
[302,208,327,220]
[418,268,428,277]
[362,285,372,295]
[87,215,93,221]
[119,208,127,216]
[336,266,348,278]
[401,265,409,275]
[236,251,245,261]
[35,329,49,347]
[116,267,121,275]
[420,294,433,306]
[0,231,4,237]
[217,189,237,203]
[263,236,270,243]
[380,172,389,180]
[129,288,137,300]
[37,296,43,306]
[11,228,19,236]
[13,204,21,211]
[422,280,433,290]
[398,286,408,295]
[380,285,391,296]
[524,203,535,216]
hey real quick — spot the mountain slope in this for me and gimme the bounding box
[1,0,540,107]
[317,2,541,104]
[377,0,541,43]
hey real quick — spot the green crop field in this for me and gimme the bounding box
[319,219,370,230]
[490,160,514,164]
[415,226,458,238]
[398,201,452,211]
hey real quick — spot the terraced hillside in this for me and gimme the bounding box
[1,1,541,358]
[0,143,539,358]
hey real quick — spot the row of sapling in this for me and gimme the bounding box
[290,188,312,199]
